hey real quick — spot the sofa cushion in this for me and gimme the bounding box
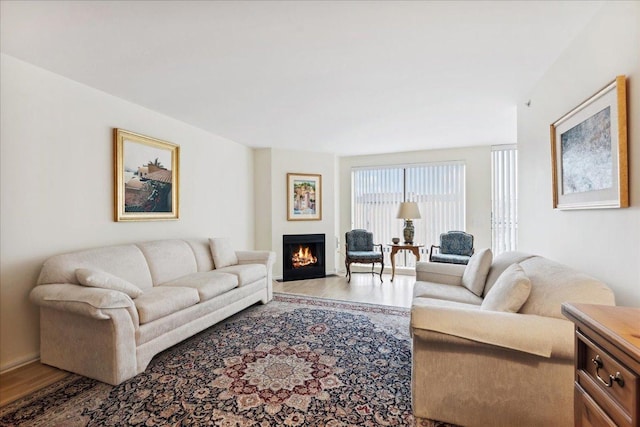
[411,296,566,358]
[76,268,143,298]
[136,240,198,285]
[461,248,493,297]
[159,270,238,302]
[134,286,200,324]
[37,244,154,290]
[483,251,536,296]
[481,263,531,313]
[215,264,266,286]
[413,281,483,305]
[209,238,238,268]
[518,257,615,319]
[416,262,465,286]
[185,239,215,272]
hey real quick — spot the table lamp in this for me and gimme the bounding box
[396,202,421,244]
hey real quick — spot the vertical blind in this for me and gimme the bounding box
[351,162,466,268]
[491,145,518,254]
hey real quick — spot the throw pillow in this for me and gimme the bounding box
[481,263,532,313]
[209,237,239,268]
[75,268,143,298]
[461,248,493,297]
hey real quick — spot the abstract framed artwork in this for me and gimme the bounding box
[287,173,322,221]
[114,129,180,221]
[550,75,628,210]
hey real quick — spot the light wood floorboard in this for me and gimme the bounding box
[0,362,69,407]
[0,272,415,407]
[274,271,415,308]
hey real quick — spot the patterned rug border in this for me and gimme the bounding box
[273,292,410,317]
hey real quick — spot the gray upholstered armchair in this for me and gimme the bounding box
[429,231,474,265]
[345,229,384,283]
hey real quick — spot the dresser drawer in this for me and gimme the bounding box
[562,304,640,427]
[576,383,617,427]
[577,331,638,420]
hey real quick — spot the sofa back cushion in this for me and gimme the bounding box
[209,238,239,268]
[481,263,531,312]
[38,244,154,290]
[185,239,215,272]
[136,240,198,285]
[461,248,493,296]
[483,251,536,296]
[518,256,615,319]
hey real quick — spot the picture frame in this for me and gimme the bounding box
[114,129,180,221]
[287,173,322,221]
[550,75,628,210]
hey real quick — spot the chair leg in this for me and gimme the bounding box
[346,260,385,283]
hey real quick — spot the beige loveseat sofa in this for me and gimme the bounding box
[30,238,275,385]
[411,250,615,427]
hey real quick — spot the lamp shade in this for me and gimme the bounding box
[396,202,421,219]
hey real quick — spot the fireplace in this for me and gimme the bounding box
[282,234,326,281]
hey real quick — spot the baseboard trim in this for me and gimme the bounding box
[0,353,40,375]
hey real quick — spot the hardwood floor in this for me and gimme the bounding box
[0,272,415,407]
[0,362,69,407]
[273,271,415,308]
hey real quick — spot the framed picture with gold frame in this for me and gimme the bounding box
[287,173,322,221]
[550,75,628,210]
[114,129,180,221]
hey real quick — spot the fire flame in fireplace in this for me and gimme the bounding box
[292,245,317,268]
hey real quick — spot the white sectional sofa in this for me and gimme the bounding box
[29,238,275,385]
[411,250,616,427]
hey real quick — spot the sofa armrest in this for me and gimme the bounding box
[411,297,574,359]
[236,250,275,268]
[415,261,465,286]
[236,250,276,302]
[30,284,139,326]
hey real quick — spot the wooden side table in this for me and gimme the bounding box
[388,244,423,281]
[561,303,640,427]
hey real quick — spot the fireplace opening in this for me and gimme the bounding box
[283,234,325,281]
[292,245,318,268]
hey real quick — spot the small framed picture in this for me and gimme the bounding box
[114,129,180,221]
[550,75,628,209]
[287,173,322,221]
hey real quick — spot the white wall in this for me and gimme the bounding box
[0,54,256,371]
[518,2,640,307]
[339,146,493,271]
[253,148,337,278]
[253,148,273,252]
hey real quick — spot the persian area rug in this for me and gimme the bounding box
[0,294,453,427]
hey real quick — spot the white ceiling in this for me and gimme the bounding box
[1,1,604,156]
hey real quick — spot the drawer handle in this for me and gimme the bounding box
[592,355,625,388]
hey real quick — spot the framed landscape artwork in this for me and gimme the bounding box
[550,75,628,210]
[114,129,180,221]
[287,173,322,221]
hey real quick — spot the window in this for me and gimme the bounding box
[491,145,518,254]
[351,163,466,268]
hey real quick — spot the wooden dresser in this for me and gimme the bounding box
[562,303,640,427]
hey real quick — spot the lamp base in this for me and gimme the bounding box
[403,219,414,245]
